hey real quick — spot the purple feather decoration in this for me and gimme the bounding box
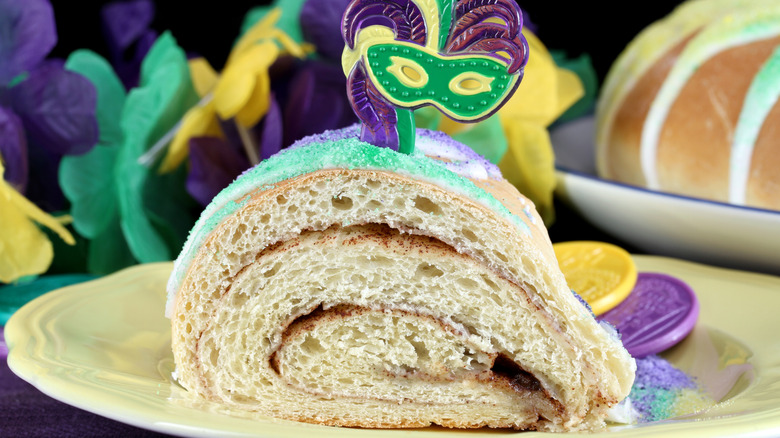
[24,135,66,211]
[342,0,429,151]
[300,0,352,60]
[100,0,155,50]
[342,0,427,49]
[446,25,527,73]
[283,61,357,146]
[100,0,157,89]
[258,93,283,160]
[450,0,521,41]
[347,60,398,149]
[341,0,529,151]
[446,0,527,73]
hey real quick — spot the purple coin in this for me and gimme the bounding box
[598,272,699,358]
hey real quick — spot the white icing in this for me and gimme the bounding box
[416,134,502,180]
[416,135,472,161]
[606,397,640,424]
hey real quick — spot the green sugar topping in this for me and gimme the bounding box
[209,135,527,232]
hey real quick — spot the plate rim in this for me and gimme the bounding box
[555,165,780,220]
[550,115,780,219]
[6,259,780,438]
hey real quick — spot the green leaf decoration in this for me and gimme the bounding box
[59,49,137,275]
[116,31,199,263]
[240,0,306,44]
[413,106,442,131]
[550,51,598,123]
[0,274,97,324]
[64,50,127,146]
[87,219,136,275]
[451,115,508,164]
[142,164,199,244]
[60,145,119,239]
[61,50,126,239]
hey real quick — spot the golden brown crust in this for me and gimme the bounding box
[601,29,780,210]
[657,35,780,202]
[605,35,694,185]
[749,99,780,210]
[471,177,555,262]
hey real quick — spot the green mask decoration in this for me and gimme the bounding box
[366,42,519,122]
[341,0,528,154]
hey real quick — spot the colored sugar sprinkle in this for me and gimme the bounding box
[288,124,360,149]
[571,289,595,317]
[522,206,536,224]
[0,327,7,359]
[628,355,713,423]
[414,129,503,180]
[291,124,503,181]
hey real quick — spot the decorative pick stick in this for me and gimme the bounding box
[341,0,528,154]
[234,120,261,166]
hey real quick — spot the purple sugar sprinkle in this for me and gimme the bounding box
[417,129,467,149]
[636,355,696,390]
[571,289,595,317]
[415,129,502,179]
[630,355,698,422]
[0,327,7,359]
[522,206,536,224]
[285,124,502,181]
[289,124,361,150]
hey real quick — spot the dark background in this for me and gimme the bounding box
[49,0,683,83]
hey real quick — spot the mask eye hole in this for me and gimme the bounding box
[401,66,422,83]
[386,56,429,88]
[450,72,494,96]
[459,79,482,91]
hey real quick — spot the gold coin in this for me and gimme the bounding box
[553,241,637,315]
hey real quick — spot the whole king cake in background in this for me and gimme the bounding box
[595,0,780,210]
[166,0,637,431]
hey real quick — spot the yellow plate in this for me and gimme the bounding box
[6,257,780,437]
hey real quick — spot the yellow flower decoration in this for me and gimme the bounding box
[213,40,279,127]
[158,58,222,173]
[498,30,583,224]
[429,30,584,225]
[0,156,75,283]
[499,31,584,126]
[159,7,305,173]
